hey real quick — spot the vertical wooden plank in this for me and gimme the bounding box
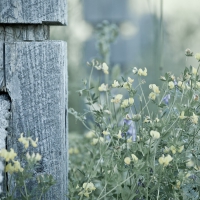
[0,94,11,193]
[0,42,3,90]
[5,41,68,199]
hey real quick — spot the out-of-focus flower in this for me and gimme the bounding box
[168,81,175,89]
[186,159,194,168]
[177,81,185,89]
[195,53,200,61]
[138,68,147,76]
[112,80,120,88]
[185,48,193,56]
[85,131,95,138]
[98,83,108,92]
[18,133,29,149]
[150,130,160,139]
[190,112,198,124]
[159,154,173,167]
[111,94,123,103]
[149,84,160,94]
[178,145,184,153]
[192,67,197,75]
[170,146,176,154]
[162,94,170,104]
[149,92,156,100]
[129,98,134,105]
[0,148,17,162]
[117,130,122,139]
[143,116,152,123]
[124,157,131,165]
[179,111,187,119]
[123,82,131,90]
[78,182,96,198]
[121,99,129,108]
[127,77,134,84]
[160,76,166,81]
[196,82,200,89]
[102,63,109,74]
[131,154,138,162]
[103,130,110,135]
[132,67,138,74]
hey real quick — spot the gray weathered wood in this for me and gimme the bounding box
[5,41,68,199]
[0,94,11,193]
[0,42,3,90]
[0,25,50,42]
[0,0,67,25]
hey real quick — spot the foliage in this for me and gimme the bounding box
[68,50,200,199]
[0,134,55,200]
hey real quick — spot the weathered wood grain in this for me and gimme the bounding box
[5,41,68,200]
[0,42,4,90]
[0,94,11,193]
[0,0,67,25]
[0,25,49,42]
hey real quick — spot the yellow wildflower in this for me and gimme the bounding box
[102,130,110,135]
[123,82,131,90]
[138,68,147,76]
[168,81,175,89]
[190,112,198,124]
[13,160,24,172]
[158,154,173,167]
[192,67,197,75]
[29,137,38,148]
[179,111,187,119]
[149,92,156,100]
[78,182,96,198]
[124,157,131,165]
[195,53,200,61]
[131,154,138,162]
[18,133,29,149]
[121,99,129,108]
[127,77,134,84]
[117,130,122,139]
[111,94,123,103]
[85,131,95,138]
[0,148,17,162]
[150,130,160,139]
[112,80,120,88]
[102,63,109,74]
[5,163,15,174]
[170,146,176,154]
[177,81,185,89]
[129,98,134,105]
[98,83,108,92]
[91,138,98,145]
[149,84,160,94]
[177,145,184,153]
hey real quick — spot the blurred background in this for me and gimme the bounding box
[50,0,200,134]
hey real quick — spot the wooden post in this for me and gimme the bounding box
[0,1,68,199]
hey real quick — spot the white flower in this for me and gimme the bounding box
[98,83,108,92]
[111,94,123,103]
[102,63,109,74]
[127,77,134,84]
[150,130,160,139]
[132,67,138,74]
[112,80,120,88]
[168,81,175,89]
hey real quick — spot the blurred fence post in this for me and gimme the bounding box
[0,1,68,199]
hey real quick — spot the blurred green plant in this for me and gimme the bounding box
[68,49,200,199]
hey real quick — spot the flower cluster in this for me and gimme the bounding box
[69,50,200,199]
